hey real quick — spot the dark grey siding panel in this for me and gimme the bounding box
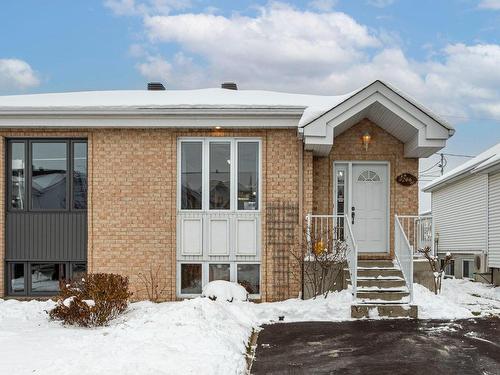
[6,212,87,261]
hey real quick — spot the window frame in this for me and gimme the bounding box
[6,138,88,213]
[7,141,28,212]
[178,261,204,298]
[441,258,455,277]
[7,262,26,296]
[177,262,261,299]
[236,263,261,298]
[462,259,474,280]
[177,138,262,213]
[71,140,89,210]
[6,261,87,296]
[28,262,67,296]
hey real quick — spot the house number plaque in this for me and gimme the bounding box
[396,173,418,186]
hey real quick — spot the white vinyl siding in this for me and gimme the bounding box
[488,172,500,268]
[432,174,488,253]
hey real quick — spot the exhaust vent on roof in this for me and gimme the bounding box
[221,82,238,90]
[147,82,166,91]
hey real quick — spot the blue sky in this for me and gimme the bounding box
[1,0,500,209]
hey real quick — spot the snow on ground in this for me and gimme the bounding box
[0,279,498,375]
[415,278,500,319]
[202,280,249,302]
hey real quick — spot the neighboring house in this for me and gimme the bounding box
[423,143,500,285]
[0,80,453,316]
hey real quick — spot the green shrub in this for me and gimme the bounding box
[49,273,133,327]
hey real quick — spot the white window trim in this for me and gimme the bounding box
[177,137,262,213]
[176,137,262,299]
[177,261,261,299]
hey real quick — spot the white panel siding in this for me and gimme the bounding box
[488,173,500,268]
[432,174,488,253]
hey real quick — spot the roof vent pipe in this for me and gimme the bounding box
[147,82,166,91]
[221,82,238,90]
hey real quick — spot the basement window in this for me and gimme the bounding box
[462,259,474,280]
[237,264,260,295]
[7,262,87,296]
[9,263,26,295]
[180,263,202,295]
[30,263,66,293]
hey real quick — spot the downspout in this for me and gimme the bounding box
[298,132,304,300]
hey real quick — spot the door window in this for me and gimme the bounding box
[357,170,381,182]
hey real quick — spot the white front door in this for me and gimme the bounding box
[351,164,389,253]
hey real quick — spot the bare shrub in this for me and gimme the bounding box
[49,273,132,327]
[418,246,452,295]
[290,224,348,299]
[137,265,168,303]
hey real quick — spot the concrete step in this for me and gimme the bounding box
[351,304,418,318]
[357,268,403,278]
[356,278,406,288]
[358,260,395,268]
[357,290,410,302]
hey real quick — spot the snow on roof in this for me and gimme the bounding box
[0,80,454,134]
[0,88,352,111]
[423,142,500,192]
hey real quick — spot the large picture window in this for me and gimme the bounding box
[179,138,260,211]
[32,142,67,210]
[177,138,261,298]
[209,142,231,210]
[181,142,203,210]
[7,139,87,212]
[238,142,259,210]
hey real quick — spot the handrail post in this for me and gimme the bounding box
[306,214,312,255]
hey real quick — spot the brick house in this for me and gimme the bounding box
[0,80,453,315]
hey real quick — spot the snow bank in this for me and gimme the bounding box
[413,283,473,320]
[202,280,248,302]
[0,290,353,375]
[0,279,498,374]
[414,278,500,319]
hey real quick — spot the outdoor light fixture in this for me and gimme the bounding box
[215,126,222,130]
[362,132,371,151]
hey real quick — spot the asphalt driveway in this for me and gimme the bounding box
[251,318,500,375]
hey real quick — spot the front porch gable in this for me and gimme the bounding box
[300,80,454,157]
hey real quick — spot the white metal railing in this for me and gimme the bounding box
[344,214,358,299]
[305,214,357,298]
[395,215,414,303]
[397,215,433,256]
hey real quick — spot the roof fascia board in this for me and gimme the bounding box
[422,167,477,192]
[472,160,500,175]
[0,113,301,129]
[375,81,454,133]
[0,106,306,116]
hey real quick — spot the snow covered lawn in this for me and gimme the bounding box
[0,279,498,375]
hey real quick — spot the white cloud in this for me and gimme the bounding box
[136,55,172,80]
[478,0,500,10]
[113,2,500,121]
[0,58,40,92]
[144,3,380,81]
[308,0,337,12]
[366,0,396,8]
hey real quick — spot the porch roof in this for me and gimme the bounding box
[299,81,454,157]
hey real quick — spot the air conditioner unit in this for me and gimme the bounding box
[475,253,488,273]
